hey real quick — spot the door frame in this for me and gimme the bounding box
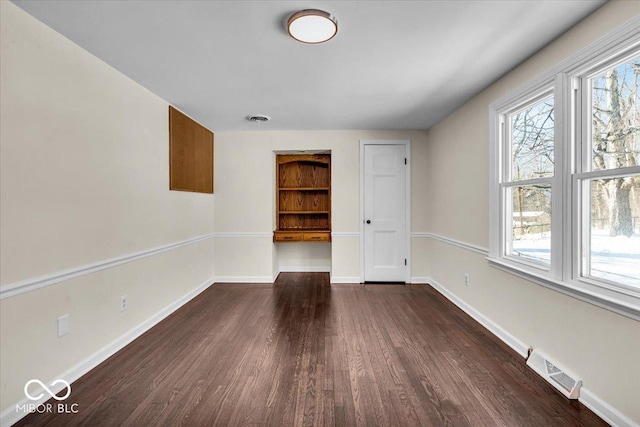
[359,139,411,283]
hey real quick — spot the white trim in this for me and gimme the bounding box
[579,388,640,427]
[330,276,361,284]
[501,176,554,188]
[359,141,365,282]
[0,275,215,427]
[562,72,575,285]
[489,102,501,259]
[213,276,276,284]
[410,276,430,284]
[331,232,360,238]
[574,165,640,181]
[426,277,530,358]
[279,266,331,273]
[212,232,272,238]
[412,232,489,256]
[359,139,412,283]
[0,233,215,300]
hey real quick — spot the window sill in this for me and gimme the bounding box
[487,257,640,321]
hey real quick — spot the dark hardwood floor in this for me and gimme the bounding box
[17,273,606,426]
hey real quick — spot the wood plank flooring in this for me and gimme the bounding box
[16,273,606,426]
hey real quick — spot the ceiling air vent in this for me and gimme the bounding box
[246,114,271,123]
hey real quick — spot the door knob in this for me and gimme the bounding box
[366,219,371,224]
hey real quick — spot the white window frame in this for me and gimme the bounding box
[574,52,640,295]
[499,88,557,273]
[489,15,640,321]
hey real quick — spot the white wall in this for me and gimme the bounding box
[277,243,331,272]
[0,1,215,416]
[213,130,429,282]
[425,1,640,423]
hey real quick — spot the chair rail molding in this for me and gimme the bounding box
[0,233,215,300]
[411,232,489,256]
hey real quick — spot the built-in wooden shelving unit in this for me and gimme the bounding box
[274,154,331,242]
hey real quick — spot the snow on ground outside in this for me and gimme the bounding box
[512,230,640,288]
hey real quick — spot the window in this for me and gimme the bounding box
[504,94,554,267]
[490,21,640,320]
[578,55,640,290]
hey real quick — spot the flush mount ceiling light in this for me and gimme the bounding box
[287,9,338,44]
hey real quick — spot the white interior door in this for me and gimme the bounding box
[363,144,407,282]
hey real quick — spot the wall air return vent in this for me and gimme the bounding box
[526,349,582,399]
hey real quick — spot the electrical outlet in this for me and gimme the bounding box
[57,314,69,337]
[120,295,127,312]
[464,273,470,287]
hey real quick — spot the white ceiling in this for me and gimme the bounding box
[13,0,606,131]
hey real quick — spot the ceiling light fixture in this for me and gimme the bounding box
[287,9,338,44]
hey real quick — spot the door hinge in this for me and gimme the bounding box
[404,158,407,165]
[404,258,407,266]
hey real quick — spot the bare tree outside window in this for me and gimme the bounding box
[587,57,640,287]
[507,97,554,265]
[591,58,640,236]
[511,98,554,180]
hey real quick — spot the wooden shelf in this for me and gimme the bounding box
[274,154,331,242]
[279,211,329,214]
[278,228,330,232]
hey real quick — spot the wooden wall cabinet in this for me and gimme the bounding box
[274,154,331,242]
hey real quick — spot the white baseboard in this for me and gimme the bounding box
[0,276,215,427]
[426,277,529,358]
[427,276,637,427]
[330,276,360,284]
[279,266,331,273]
[213,275,275,283]
[580,388,639,427]
[410,276,430,284]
